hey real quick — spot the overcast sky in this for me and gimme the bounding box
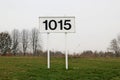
[0,0,120,53]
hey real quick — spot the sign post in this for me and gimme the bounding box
[65,32,68,69]
[47,32,50,69]
[39,16,75,70]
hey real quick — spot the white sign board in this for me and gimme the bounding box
[39,17,75,33]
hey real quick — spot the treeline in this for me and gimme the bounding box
[71,34,120,58]
[42,50,115,58]
[0,28,42,56]
[71,33,120,58]
[70,51,114,58]
[1,28,120,57]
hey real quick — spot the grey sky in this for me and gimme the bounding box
[0,0,120,53]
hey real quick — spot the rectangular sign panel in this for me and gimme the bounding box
[39,16,75,33]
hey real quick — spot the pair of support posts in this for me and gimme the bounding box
[47,32,68,70]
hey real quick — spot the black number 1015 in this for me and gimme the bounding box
[43,20,72,30]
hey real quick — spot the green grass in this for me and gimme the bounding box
[0,57,120,80]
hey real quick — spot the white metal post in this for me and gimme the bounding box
[65,32,68,70]
[47,32,50,69]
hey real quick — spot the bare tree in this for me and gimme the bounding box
[0,32,12,55]
[11,29,19,55]
[117,34,120,46]
[110,39,120,57]
[31,28,41,56]
[21,29,29,56]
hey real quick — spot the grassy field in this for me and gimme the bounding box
[0,57,120,80]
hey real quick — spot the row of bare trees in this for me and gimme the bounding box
[1,28,120,57]
[76,34,120,57]
[0,28,41,56]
